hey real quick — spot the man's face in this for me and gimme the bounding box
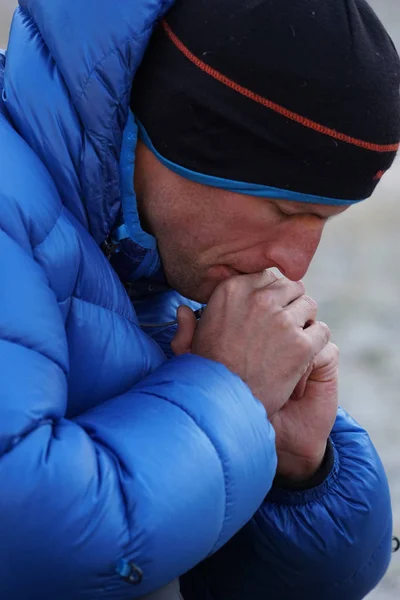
[135,142,349,303]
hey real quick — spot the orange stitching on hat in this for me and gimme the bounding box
[373,169,386,180]
[162,20,400,154]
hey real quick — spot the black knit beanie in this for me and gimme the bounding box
[131,0,400,204]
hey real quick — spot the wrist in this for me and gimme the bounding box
[274,440,333,490]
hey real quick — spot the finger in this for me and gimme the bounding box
[238,269,279,290]
[260,277,306,307]
[309,342,339,381]
[284,294,318,327]
[312,342,339,369]
[171,305,198,356]
[303,321,331,357]
[211,270,278,303]
[292,362,314,400]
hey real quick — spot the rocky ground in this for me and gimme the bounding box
[1,1,399,598]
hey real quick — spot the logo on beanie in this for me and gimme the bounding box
[373,170,386,181]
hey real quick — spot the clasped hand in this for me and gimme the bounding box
[171,270,338,483]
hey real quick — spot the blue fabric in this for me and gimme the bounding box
[181,408,393,600]
[137,121,366,207]
[118,112,158,252]
[0,1,393,599]
[113,110,162,281]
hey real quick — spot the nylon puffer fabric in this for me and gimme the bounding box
[0,1,394,599]
[0,1,276,598]
[181,408,393,600]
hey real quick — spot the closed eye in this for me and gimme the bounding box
[277,205,328,222]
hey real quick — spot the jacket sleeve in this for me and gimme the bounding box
[0,225,277,599]
[181,408,393,600]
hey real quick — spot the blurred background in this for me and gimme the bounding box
[0,1,399,598]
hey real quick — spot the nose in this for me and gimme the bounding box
[268,219,325,281]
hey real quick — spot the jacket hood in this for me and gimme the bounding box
[3,0,174,244]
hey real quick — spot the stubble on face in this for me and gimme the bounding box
[134,141,349,302]
[137,181,224,302]
[134,143,216,300]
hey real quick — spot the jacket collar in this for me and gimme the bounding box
[109,111,163,283]
[6,0,174,243]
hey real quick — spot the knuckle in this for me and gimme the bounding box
[251,288,275,311]
[318,320,331,340]
[298,279,306,294]
[221,275,242,297]
[294,279,306,295]
[302,294,318,312]
[330,342,340,358]
[276,309,293,329]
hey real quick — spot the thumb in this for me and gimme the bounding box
[291,362,314,401]
[171,305,198,356]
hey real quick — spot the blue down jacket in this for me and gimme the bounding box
[0,1,393,598]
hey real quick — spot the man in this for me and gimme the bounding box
[0,0,399,598]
